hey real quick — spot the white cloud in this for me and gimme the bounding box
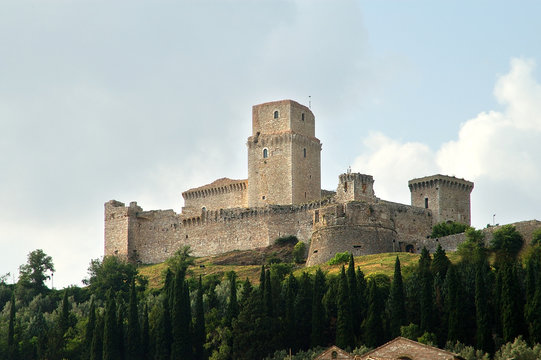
[352,58,541,227]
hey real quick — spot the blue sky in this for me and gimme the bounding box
[1,0,540,288]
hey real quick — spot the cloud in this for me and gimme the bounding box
[352,58,541,227]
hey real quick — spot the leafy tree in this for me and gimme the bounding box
[491,225,524,261]
[7,292,16,360]
[389,256,406,338]
[400,323,422,341]
[84,256,141,300]
[431,222,469,238]
[18,249,55,295]
[494,336,541,360]
[328,252,350,265]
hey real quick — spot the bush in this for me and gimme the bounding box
[274,235,298,246]
[494,336,541,360]
[491,225,524,259]
[292,242,306,264]
[531,228,541,246]
[327,251,350,265]
[431,222,470,238]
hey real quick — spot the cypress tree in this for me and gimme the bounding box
[364,280,384,348]
[239,278,253,307]
[141,304,150,360]
[90,314,104,360]
[225,271,239,327]
[475,252,493,353]
[500,261,525,343]
[194,276,206,360]
[259,265,266,295]
[432,244,451,278]
[85,298,96,359]
[103,292,120,360]
[126,279,141,360]
[264,269,273,317]
[347,254,361,337]
[389,256,406,338]
[336,266,354,349]
[153,298,171,360]
[356,267,368,324]
[284,273,298,350]
[115,292,125,360]
[34,307,48,359]
[419,248,434,333]
[295,272,313,351]
[7,292,16,360]
[311,268,327,348]
[445,265,462,343]
[171,269,193,360]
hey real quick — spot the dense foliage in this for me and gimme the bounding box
[431,221,470,238]
[2,225,541,359]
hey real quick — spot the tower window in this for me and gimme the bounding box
[303,148,306,158]
[273,110,279,119]
[301,113,305,121]
[425,198,429,208]
[263,148,268,158]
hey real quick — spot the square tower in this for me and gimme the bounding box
[247,100,321,207]
[408,174,474,225]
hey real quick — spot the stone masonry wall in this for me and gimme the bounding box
[181,179,247,216]
[105,199,330,264]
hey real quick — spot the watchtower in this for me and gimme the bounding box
[335,172,376,203]
[408,174,474,225]
[247,100,321,207]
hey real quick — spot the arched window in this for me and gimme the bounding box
[263,148,268,158]
[273,110,279,119]
[331,351,338,359]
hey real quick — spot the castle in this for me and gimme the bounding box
[105,99,478,265]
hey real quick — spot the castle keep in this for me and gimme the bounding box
[105,99,475,265]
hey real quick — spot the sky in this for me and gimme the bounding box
[1,0,540,288]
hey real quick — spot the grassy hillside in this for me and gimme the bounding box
[138,250,462,289]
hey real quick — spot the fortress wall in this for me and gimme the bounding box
[104,201,141,261]
[307,202,399,266]
[181,181,247,216]
[381,201,433,249]
[106,200,321,264]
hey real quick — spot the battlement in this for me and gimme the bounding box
[409,174,474,225]
[181,178,248,216]
[251,99,315,138]
[408,174,474,192]
[336,172,376,203]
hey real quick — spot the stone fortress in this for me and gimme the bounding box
[104,99,540,265]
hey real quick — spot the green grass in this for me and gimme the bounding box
[138,251,463,289]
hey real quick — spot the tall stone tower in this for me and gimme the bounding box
[408,174,474,225]
[247,100,321,207]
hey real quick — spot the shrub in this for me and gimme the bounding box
[274,235,298,246]
[431,222,470,238]
[328,251,350,265]
[292,242,306,264]
[531,228,541,246]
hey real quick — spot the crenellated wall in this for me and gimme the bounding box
[105,199,332,264]
[181,178,247,216]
